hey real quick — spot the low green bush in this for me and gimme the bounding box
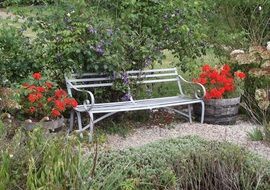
[1,120,270,189]
[93,137,270,189]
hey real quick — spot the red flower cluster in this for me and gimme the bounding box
[21,72,78,119]
[194,64,246,99]
[234,71,246,79]
[32,72,42,80]
[49,91,78,117]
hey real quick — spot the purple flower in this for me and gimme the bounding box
[88,26,97,34]
[66,26,75,31]
[144,57,153,67]
[163,14,169,19]
[121,72,129,85]
[55,53,63,62]
[121,93,132,101]
[175,9,181,16]
[111,72,117,80]
[107,29,113,36]
[95,43,105,56]
[63,17,71,23]
[178,19,184,24]
[164,26,170,33]
[19,27,26,33]
[55,35,63,42]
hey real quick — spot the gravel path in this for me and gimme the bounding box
[0,8,25,22]
[0,9,16,19]
[106,121,270,160]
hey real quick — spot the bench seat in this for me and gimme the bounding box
[75,96,202,113]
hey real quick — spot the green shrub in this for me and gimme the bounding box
[0,26,38,86]
[1,122,270,190]
[92,137,270,189]
[214,0,270,45]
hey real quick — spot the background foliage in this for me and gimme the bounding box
[1,0,210,85]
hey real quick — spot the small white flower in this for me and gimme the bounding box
[15,105,21,109]
[10,154,13,158]
[267,41,270,51]
[71,10,75,13]
[67,13,71,17]
[171,14,175,17]
[259,6,262,11]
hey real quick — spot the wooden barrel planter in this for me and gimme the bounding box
[194,97,241,125]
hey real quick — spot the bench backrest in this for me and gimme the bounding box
[65,68,181,97]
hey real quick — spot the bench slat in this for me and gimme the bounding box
[80,96,184,107]
[70,68,177,78]
[71,73,108,77]
[74,83,113,88]
[136,78,178,84]
[67,77,112,83]
[129,73,177,79]
[127,68,177,74]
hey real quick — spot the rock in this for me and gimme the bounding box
[0,87,20,111]
[230,49,244,57]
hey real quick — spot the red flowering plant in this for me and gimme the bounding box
[19,72,78,121]
[193,64,246,99]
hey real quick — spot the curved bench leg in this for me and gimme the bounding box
[188,104,192,123]
[200,101,205,124]
[88,112,94,142]
[76,111,84,138]
[68,110,75,134]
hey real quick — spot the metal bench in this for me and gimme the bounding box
[65,68,206,141]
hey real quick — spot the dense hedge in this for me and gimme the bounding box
[93,137,270,189]
[1,120,270,190]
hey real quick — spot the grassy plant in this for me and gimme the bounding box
[242,92,270,141]
[97,119,134,138]
[248,128,264,141]
[0,121,91,189]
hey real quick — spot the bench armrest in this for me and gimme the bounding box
[177,75,206,99]
[66,81,95,111]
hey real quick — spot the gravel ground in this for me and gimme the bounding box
[0,9,15,19]
[106,120,270,160]
[0,8,25,22]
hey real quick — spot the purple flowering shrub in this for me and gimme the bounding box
[10,0,209,101]
[24,0,208,78]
